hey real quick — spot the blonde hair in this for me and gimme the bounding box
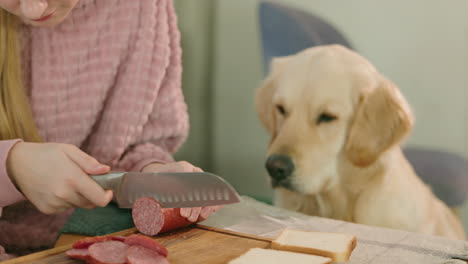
[0,9,41,142]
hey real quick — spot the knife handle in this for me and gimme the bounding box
[91,172,126,190]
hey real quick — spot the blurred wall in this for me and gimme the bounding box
[173,0,217,170]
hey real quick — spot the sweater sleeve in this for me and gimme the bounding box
[116,67,189,172]
[116,1,188,172]
[0,139,25,217]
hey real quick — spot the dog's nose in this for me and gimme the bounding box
[265,155,295,182]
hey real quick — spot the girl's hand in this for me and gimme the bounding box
[179,205,223,222]
[142,161,224,222]
[7,142,113,214]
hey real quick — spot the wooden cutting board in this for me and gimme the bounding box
[2,226,272,264]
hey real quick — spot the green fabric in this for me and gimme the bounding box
[59,203,134,236]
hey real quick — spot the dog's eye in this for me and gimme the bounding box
[317,113,337,124]
[276,105,286,115]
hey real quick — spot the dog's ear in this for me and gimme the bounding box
[345,77,414,167]
[255,57,287,136]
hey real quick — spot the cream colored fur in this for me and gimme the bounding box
[256,45,465,240]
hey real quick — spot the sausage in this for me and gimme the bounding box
[72,235,127,249]
[66,248,90,261]
[69,235,128,264]
[126,245,169,264]
[66,248,102,264]
[124,234,168,257]
[67,234,170,264]
[88,241,129,264]
[132,197,192,236]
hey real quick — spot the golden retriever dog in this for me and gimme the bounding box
[255,44,465,240]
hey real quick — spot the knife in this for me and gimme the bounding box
[91,172,241,209]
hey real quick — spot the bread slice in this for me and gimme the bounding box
[271,229,356,262]
[228,248,332,264]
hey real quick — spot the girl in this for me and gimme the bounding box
[0,0,218,258]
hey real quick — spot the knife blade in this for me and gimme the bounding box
[91,172,241,209]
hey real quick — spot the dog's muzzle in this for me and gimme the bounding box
[265,154,295,189]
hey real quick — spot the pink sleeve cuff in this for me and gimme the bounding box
[0,139,25,217]
[131,158,171,172]
[117,143,175,172]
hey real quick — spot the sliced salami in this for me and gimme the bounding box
[132,197,192,236]
[124,234,168,257]
[66,248,90,261]
[126,245,169,264]
[73,235,127,249]
[88,241,129,264]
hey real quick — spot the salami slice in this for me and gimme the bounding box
[66,248,90,261]
[124,234,168,257]
[88,241,129,264]
[73,235,127,249]
[126,245,169,264]
[132,197,192,236]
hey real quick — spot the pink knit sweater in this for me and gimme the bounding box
[0,0,188,257]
